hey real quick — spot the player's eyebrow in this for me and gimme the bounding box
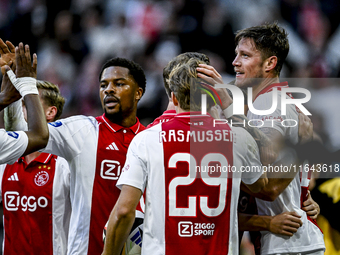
[100,77,128,83]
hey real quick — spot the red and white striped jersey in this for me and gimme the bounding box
[118,112,263,255]
[43,114,145,255]
[247,82,325,254]
[0,153,70,255]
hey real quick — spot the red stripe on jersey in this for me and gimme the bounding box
[2,153,57,255]
[88,116,145,254]
[162,113,234,255]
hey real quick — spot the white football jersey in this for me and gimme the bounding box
[5,101,145,255]
[118,112,263,255]
[0,129,28,165]
[247,82,325,254]
[45,115,144,255]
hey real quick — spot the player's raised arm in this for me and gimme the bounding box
[3,43,48,156]
[0,62,21,111]
[0,39,27,131]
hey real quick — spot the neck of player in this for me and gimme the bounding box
[105,112,137,128]
[251,76,280,102]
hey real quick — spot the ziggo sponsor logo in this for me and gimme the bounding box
[178,221,216,237]
[4,191,48,212]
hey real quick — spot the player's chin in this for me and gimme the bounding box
[234,78,244,87]
[105,103,119,111]
[105,108,123,119]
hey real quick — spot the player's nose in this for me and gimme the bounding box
[232,56,240,67]
[105,82,116,94]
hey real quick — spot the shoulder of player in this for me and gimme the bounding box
[250,90,298,120]
[0,129,27,151]
[48,115,99,129]
[253,91,278,108]
[230,125,252,137]
[254,88,294,106]
[54,155,69,167]
[132,124,161,144]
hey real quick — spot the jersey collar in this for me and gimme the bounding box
[174,111,211,118]
[100,114,143,134]
[19,153,54,165]
[255,81,289,101]
[162,110,177,115]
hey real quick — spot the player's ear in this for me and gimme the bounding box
[171,92,179,106]
[46,106,57,122]
[135,87,143,101]
[264,56,277,73]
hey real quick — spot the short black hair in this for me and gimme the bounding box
[99,57,146,96]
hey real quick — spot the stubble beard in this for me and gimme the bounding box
[104,106,123,123]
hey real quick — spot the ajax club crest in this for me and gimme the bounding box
[34,171,49,186]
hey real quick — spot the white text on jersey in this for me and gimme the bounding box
[4,191,48,212]
[159,129,232,143]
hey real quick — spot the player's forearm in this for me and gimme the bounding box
[23,94,49,155]
[238,213,272,231]
[0,91,19,112]
[102,207,135,255]
[241,177,294,201]
[0,92,11,111]
[257,177,294,201]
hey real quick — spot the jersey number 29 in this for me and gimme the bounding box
[168,152,229,217]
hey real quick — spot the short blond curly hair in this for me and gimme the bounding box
[169,58,214,112]
[36,80,65,120]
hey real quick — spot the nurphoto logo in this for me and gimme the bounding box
[200,84,311,116]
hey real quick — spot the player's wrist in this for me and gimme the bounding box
[267,216,275,232]
[6,70,38,97]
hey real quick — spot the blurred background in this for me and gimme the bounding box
[1,0,340,254]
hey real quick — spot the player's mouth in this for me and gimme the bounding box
[104,96,119,108]
[235,70,244,77]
